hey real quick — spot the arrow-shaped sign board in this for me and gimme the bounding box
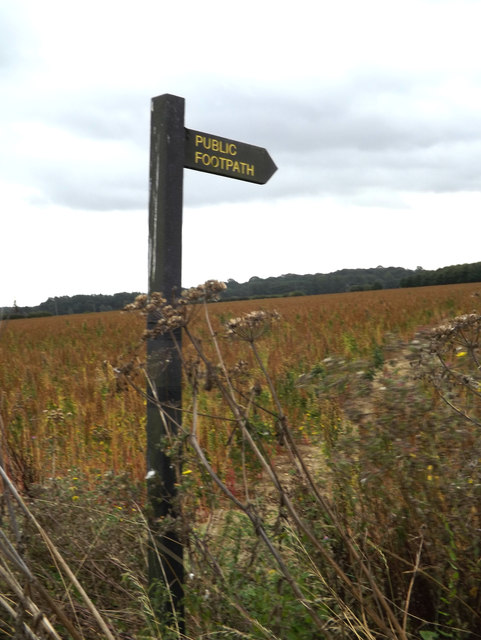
[184,128,277,185]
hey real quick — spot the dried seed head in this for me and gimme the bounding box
[225,310,281,342]
[124,294,149,312]
[229,359,250,377]
[179,280,227,304]
[429,313,481,353]
[431,313,481,338]
[125,281,229,339]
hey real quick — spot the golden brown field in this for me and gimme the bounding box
[1,282,481,485]
[2,281,481,639]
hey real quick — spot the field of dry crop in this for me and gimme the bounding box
[2,281,481,639]
[1,282,481,486]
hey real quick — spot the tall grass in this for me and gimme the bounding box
[122,282,481,638]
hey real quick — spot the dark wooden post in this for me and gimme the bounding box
[147,94,185,629]
[145,92,276,631]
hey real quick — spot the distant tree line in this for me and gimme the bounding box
[400,262,481,288]
[3,292,141,319]
[3,263,481,319]
[220,266,416,300]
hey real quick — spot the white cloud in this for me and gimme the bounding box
[1,0,481,306]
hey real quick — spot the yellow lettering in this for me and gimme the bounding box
[192,145,255,176]
[193,134,237,156]
[195,152,210,166]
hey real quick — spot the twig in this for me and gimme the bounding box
[402,529,424,633]
[0,564,62,640]
[0,464,117,640]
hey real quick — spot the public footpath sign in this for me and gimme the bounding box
[185,128,277,184]
[147,94,276,627]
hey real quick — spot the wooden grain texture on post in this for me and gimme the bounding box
[147,93,185,628]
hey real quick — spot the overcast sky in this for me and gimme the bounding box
[1,0,480,306]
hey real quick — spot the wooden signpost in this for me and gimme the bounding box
[147,94,276,627]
